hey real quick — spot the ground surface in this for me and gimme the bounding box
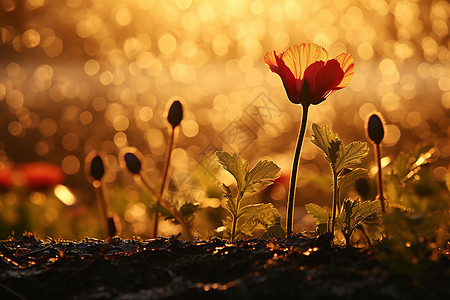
[0,234,449,299]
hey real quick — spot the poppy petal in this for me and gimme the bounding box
[312,59,344,103]
[281,43,329,79]
[264,51,281,74]
[264,43,353,106]
[275,54,303,103]
[303,60,325,99]
[303,59,344,104]
[334,53,354,88]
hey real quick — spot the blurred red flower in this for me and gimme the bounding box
[20,162,65,191]
[0,166,15,192]
[274,171,290,187]
[264,43,354,106]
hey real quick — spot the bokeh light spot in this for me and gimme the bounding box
[80,111,93,125]
[54,184,76,206]
[181,120,199,138]
[384,125,401,146]
[113,115,130,132]
[114,132,128,147]
[115,7,132,26]
[84,59,100,75]
[39,118,58,137]
[5,90,24,109]
[22,29,40,48]
[158,34,177,54]
[62,155,80,175]
[62,133,80,151]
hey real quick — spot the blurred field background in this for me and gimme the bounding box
[0,0,448,239]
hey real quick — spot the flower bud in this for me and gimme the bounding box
[90,155,105,181]
[124,152,141,174]
[167,100,183,128]
[365,112,385,145]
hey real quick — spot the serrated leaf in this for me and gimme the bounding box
[219,183,236,215]
[336,199,380,234]
[216,151,248,192]
[334,141,369,173]
[262,217,286,240]
[243,159,281,197]
[238,202,279,219]
[311,124,368,174]
[305,203,330,225]
[338,168,369,188]
[311,123,341,165]
[237,203,280,237]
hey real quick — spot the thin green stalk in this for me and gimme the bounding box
[331,172,338,237]
[231,192,244,242]
[286,104,310,237]
[231,214,238,242]
[95,181,114,238]
[152,127,176,237]
[140,173,193,240]
[374,143,385,212]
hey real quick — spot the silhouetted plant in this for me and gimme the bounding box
[85,151,118,239]
[151,99,184,238]
[264,43,354,236]
[307,123,370,241]
[215,151,282,241]
[121,147,193,240]
[365,112,387,212]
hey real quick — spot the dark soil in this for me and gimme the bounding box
[0,234,448,300]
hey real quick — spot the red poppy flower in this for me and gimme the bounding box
[0,166,15,192]
[20,162,66,191]
[264,43,354,106]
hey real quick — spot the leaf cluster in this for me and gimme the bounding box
[381,144,449,267]
[307,123,371,242]
[215,151,283,240]
[306,198,380,246]
[311,123,369,176]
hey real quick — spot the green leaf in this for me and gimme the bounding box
[216,151,248,192]
[383,208,440,244]
[215,151,282,240]
[305,203,330,225]
[338,168,369,189]
[311,123,369,173]
[237,203,280,237]
[334,141,369,173]
[262,217,286,240]
[335,199,380,234]
[243,159,281,197]
[219,183,236,215]
[311,123,341,165]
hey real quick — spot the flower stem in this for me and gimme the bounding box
[331,172,339,237]
[152,127,176,238]
[286,104,310,237]
[374,143,385,212]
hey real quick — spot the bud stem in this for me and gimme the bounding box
[94,181,116,238]
[140,173,193,240]
[152,126,176,238]
[374,143,385,212]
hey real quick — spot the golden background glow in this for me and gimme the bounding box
[0,0,448,238]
